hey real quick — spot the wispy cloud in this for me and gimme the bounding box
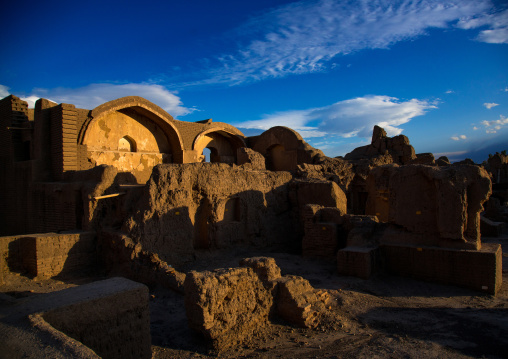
[457,8,508,44]
[484,102,499,109]
[235,95,436,139]
[192,0,492,85]
[3,83,196,118]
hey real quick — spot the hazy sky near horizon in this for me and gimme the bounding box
[1,0,507,161]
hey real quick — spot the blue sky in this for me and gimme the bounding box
[1,0,507,162]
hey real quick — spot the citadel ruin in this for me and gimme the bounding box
[0,94,507,358]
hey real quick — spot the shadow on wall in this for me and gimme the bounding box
[126,187,300,268]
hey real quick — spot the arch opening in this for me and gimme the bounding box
[223,197,241,222]
[266,144,286,171]
[119,135,137,152]
[193,130,245,164]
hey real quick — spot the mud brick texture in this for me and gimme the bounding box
[337,246,380,279]
[381,243,502,295]
[18,232,96,279]
[0,277,151,359]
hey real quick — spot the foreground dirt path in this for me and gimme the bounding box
[151,238,508,359]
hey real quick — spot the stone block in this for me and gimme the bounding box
[337,246,380,279]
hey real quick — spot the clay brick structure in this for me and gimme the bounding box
[0,277,151,359]
[0,92,505,355]
[184,267,273,351]
[250,126,324,171]
[0,95,324,237]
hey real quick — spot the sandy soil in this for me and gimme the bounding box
[2,235,507,359]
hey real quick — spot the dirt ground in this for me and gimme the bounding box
[2,235,508,359]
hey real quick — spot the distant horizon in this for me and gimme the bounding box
[1,0,507,163]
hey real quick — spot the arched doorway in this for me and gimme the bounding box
[193,129,245,164]
[266,144,290,171]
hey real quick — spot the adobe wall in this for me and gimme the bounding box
[124,163,346,267]
[382,243,502,295]
[84,110,172,183]
[250,126,323,171]
[366,164,492,250]
[1,232,96,280]
[21,232,96,279]
[0,96,34,235]
[0,277,151,359]
[1,235,29,276]
[125,163,295,267]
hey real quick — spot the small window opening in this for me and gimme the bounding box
[119,136,137,152]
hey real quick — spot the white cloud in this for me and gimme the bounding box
[451,135,467,141]
[10,83,196,118]
[193,0,492,85]
[235,95,436,139]
[473,126,479,130]
[482,114,508,133]
[0,84,10,98]
[445,90,454,94]
[457,8,508,44]
[484,102,499,109]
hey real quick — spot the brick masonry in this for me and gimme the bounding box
[381,243,502,295]
[0,232,96,279]
[337,246,380,280]
[21,232,96,279]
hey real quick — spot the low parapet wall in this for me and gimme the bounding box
[0,232,96,280]
[0,277,151,359]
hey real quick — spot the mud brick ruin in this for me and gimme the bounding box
[1,94,507,357]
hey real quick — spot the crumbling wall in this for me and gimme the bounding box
[99,230,186,293]
[250,126,324,171]
[344,125,416,164]
[236,147,266,170]
[366,164,492,249]
[185,257,336,351]
[184,267,273,352]
[124,163,345,267]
